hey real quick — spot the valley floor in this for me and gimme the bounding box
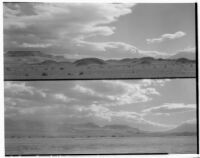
[5,135,197,155]
[4,61,196,80]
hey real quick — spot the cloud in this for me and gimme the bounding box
[176,46,196,54]
[4,81,77,111]
[75,104,173,131]
[143,103,196,115]
[4,81,47,98]
[5,80,187,132]
[76,104,142,122]
[182,118,196,124]
[75,40,137,52]
[141,79,171,87]
[168,46,196,60]
[19,42,52,48]
[73,80,162,106]
[146,31,186,44]
[4,3,137,57]
[4,3,170,59]
[53,93,74,103]
[5,95,78,119]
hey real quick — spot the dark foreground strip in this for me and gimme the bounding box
[5,153,168,156]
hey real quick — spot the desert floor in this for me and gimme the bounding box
[4,60,196,80]
[5,135,196,155]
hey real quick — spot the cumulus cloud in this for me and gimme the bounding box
[4,3,170,59]
[74,104,173,131]
[53,93,74,103]
[141,79,171,87]
[180,46,196,53]
[19,42,52,48]
[4,81,47,98]
[143,103,196,115]
[168,46,196,60]
[77,104,142,121]
[73,80,162,106]
[182,118,196,124]
[146,31,186,44]
[174,46,196,55]
[5,80,195,132]
[4,3,139,58]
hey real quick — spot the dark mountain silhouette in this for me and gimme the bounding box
[175,58,195,63]
[104,124,133,129]
[5,51,196,65]
[74,58,106,66]
[78,122,100,128]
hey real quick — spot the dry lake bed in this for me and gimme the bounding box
[5,136,196,155]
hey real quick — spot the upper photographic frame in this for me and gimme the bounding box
[3,3,197,80]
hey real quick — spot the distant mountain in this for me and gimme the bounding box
[169,51,195,60]
[5,119,46,137]
[104,124,133,129]
[74,58,106,66]
[38,60,72,65]
[4,51,68,64]
[4,51,196,69]
[175,58,195,63]
[6,119,197,138]
[5,119,142,137]
[106,57,155,64]
[75,122,100,128]
[166,122,196,134]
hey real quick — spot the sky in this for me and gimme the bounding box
[4,79,196,132]
[3,3,196,59]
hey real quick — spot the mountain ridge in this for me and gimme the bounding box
[5,120,196,138]
[4,51,196,65]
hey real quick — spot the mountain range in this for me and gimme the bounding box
[4,51,195,65]
[5,119,196,138]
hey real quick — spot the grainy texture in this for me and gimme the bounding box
[4,59,196,80]
[5,136,197,155]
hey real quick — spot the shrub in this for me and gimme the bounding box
[141,60,151,64]
[79,72,84,75]
[6,67,10,71]
[42,72,48,76]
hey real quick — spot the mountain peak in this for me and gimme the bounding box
[167,122,196,134]
[104,124,132,129]
[77,122,100,128]
[74,58,106,66]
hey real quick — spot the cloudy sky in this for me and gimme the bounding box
[4,79,196,132]
[4,3,195,59]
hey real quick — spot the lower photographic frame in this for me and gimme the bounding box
[4,79,198,155]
